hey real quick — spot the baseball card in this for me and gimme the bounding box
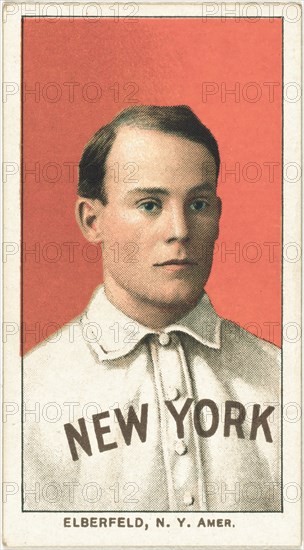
[2,1,302,547]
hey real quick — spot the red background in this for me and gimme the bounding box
[22,18,282,353]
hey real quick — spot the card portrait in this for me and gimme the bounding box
[2,2,302,548]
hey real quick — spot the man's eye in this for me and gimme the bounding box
[138,201,159,213]
[190,199,208,211]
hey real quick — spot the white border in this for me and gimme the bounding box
[2,1,302,547]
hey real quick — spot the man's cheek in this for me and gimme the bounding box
[210,217,220,239]
[196,224,219,247]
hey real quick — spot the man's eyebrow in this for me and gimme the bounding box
[126,187,170,196]
[187,182,215,194]
[126,183,215,197]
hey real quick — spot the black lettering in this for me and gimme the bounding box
[250,404,275,442]
[207,519,215,527]
[165,398,193,438]
[114,404,148,445]
[225,519,232,527]
[92,411,118,452]
[194,399,219,437]
[224,400,246,438]
[64,417,92,461]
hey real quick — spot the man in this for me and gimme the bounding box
[24,106,281,512]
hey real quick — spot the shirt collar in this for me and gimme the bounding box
[80,285,222,361]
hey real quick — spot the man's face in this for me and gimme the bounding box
[97,126,221,311]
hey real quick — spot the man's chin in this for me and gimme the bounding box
[144,283,205,311]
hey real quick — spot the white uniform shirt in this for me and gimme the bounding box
[24,285,281,512]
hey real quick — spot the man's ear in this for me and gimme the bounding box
[215,196,222,240]
[75,197,104,243]
[217,196,222,219]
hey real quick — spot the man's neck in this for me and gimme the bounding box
[103,278,201,330]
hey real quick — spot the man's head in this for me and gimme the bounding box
[76,105,221,326]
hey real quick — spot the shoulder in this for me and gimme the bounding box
[23,315,103,402]
[220,318,281,387]
[23,316,90,375]
[221,318,280,357]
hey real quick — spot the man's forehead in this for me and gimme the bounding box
[107,125,216,170]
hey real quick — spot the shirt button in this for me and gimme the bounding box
[158,332,171,346]
[183,492,194,506]
[175,440,188,455]
[166,386,180,401]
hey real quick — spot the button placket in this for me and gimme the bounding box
[157,334,182,404]
[149,339,177,510]
[156,333,200,510]
[175,335,206,509]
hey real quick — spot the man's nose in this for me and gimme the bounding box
[165,206,190,244]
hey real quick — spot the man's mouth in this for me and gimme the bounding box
[153,259,198,271]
